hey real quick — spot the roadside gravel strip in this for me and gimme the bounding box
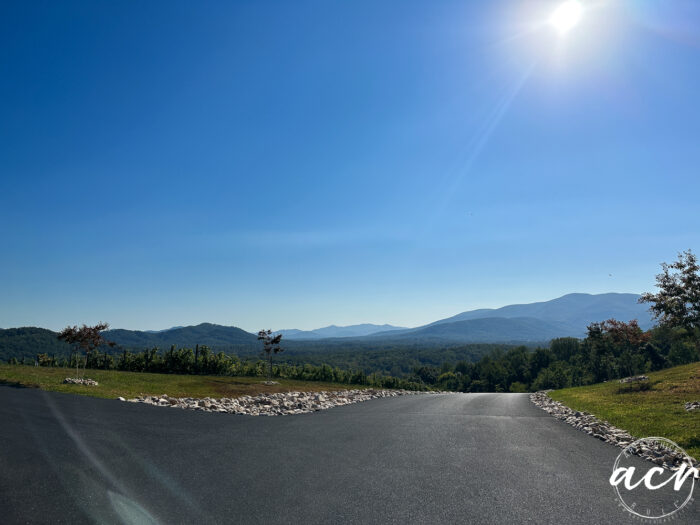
[530,391,699,475]
[120,389,436,416]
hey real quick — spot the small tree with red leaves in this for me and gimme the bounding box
[57,323,115,377]
[587,319,651,349]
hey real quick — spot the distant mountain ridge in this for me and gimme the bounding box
[427,293,652,330]
[399,292,653,341]
[104,292,654,345]
[143,326,184,334]
[276,323,407,340]
[372,317,575,343]
[0,293,656,359]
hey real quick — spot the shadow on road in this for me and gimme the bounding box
[0,379,36,389]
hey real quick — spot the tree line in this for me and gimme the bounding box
[15,343,428,391]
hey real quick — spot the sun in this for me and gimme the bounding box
[549,1,583,35]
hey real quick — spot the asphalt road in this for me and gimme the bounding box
[1,386,697,524]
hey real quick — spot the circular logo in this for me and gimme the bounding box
[610,437,696,520]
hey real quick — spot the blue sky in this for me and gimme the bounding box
[1,0,699,332]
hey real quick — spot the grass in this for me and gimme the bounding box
[550,362,700,459]
[0,365,371,401]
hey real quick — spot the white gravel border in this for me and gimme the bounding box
[119,389,438,416]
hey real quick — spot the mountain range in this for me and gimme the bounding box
[378,292,654,343]
[0,293,655,360]
[276,324,407,340]
[274,293,653,343]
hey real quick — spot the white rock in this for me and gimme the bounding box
[121,388,448,417]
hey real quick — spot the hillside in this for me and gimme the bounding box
[550,362,700,459]
[0,327,72,362]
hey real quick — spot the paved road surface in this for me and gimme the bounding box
[1,386,697,524]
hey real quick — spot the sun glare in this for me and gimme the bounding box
[549,1,583,35]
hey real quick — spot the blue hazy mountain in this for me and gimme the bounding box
[378,317,573,343]
[274,293,652,343]
[276,324,407,340]
[433,293,651,329]
[373,293,653,342]
[143,326,184,334]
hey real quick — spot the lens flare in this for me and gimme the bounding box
[549,1,583,35]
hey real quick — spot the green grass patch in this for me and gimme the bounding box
[0,365,371,401]
[550,362,700,459]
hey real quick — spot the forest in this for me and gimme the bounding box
[413,321,698,392]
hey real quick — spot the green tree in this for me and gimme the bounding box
[550,337,580,362]
[532,361,571,390]
[257,329,283,383]
[640,250,700,332]
[667,340,699,366]
[509,381,528,393]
